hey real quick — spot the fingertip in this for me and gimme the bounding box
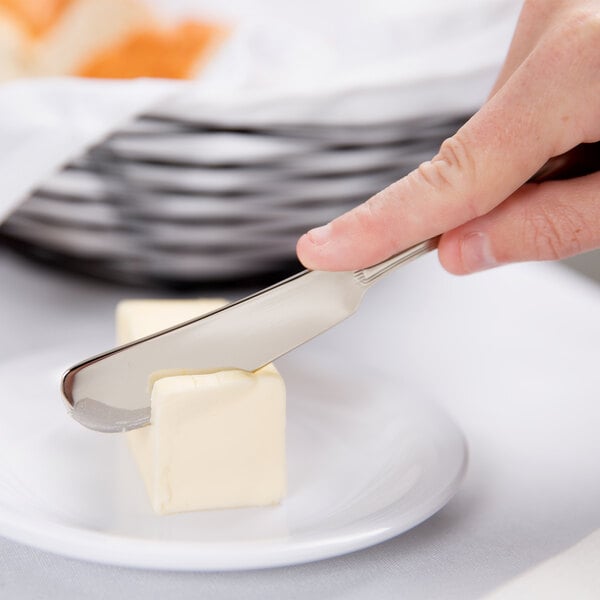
[295,232,320,270]
[297,219,367,271]
[437,232,468,275]
[296,223,341,270]
[438,230,499,275]
[304,223,332,246]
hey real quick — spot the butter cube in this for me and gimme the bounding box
[116,298,228,346]
[117,299,286,515]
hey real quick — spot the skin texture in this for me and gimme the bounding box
[296,0,600,274]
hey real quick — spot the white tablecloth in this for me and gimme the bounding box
[0,247,598,599]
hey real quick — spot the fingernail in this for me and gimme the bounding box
[306,223,332,246]
[460,232,497,272]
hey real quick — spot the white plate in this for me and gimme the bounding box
[105,132,323,165]
[1,216,139,259]
[0,345,467,571]
[103,130,438,172]
[99,161,403,196]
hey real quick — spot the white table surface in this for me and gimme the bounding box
[0,246,598,599]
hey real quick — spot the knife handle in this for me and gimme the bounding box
[353,237,440,287]
[352,141,600,288]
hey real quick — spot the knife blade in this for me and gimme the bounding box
[62,238,438,432]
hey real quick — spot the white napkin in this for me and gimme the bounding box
[483,529,600,599]
[0,77,180,223]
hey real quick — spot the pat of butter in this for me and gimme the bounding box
[116,298,228,346]
[117,299,286,515]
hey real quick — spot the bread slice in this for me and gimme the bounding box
[0,9,28,80]
[31,0,154,76]
[78,19,227,79]
[0,0,227,81]
[0,0,72,38]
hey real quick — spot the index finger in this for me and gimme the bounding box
[296,16,600,271]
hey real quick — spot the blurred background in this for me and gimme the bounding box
[0,0,597,288]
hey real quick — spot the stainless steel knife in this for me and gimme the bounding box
[62,140,600,433]
[62,237,438,432]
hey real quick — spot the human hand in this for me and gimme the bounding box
[296,0,600,274]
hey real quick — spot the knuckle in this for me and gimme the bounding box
[410,134,481,220]
[522,199,585,260]
[348,196,381,232]
[343,192,400,256]
[437,135,475,180]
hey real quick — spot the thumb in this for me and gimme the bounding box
[297,20,600,271]
[438,172,600,274]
